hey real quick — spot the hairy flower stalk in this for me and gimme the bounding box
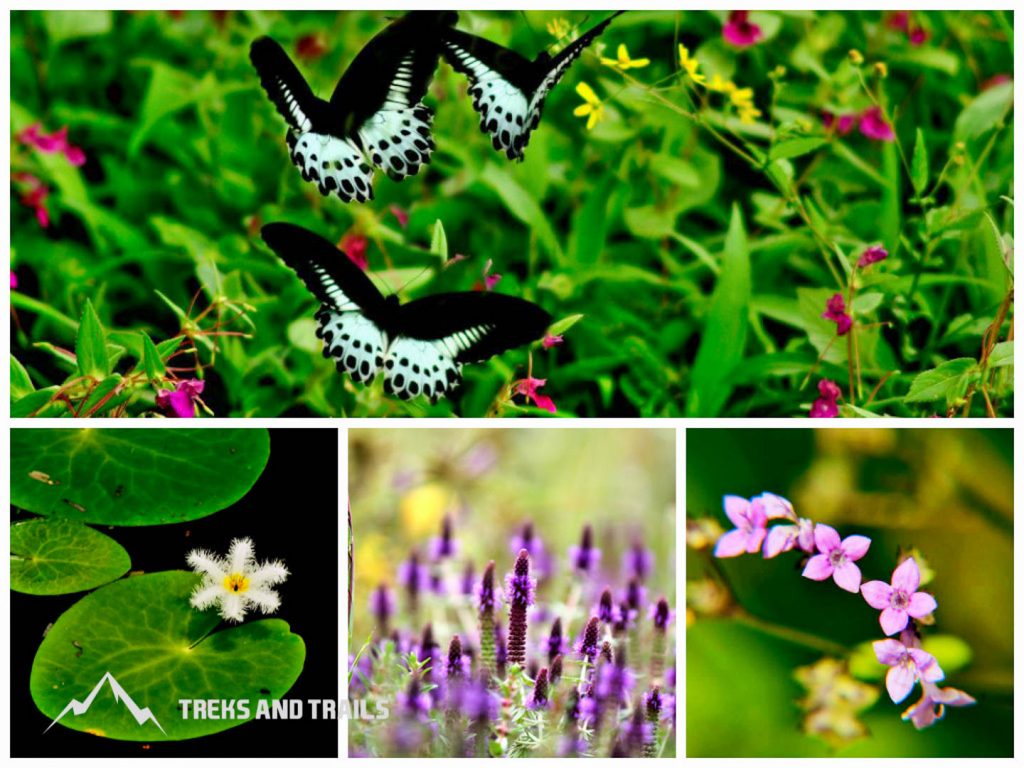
[495,620,508,679]
[477,561,498,680]
[505,549,535,669]
[529,667,550,709]
[651,597,671,683]
[643,686,663,757]
[550,653,564,687]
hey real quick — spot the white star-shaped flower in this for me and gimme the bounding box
[186,537,289,623]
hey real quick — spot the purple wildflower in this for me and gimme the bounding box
[398,550,429,610]
[494,620,507,679]
[446,635,467,681]
[550,653,564,686]
[547,617,568,664]
[874,637,945,703]
[861,557,938,635]
[527,667,550,710]
[397,675,433,719]
[569,524,602,574]
[510,520,553,580]
[713,495,768,557]
[802,524,871,592]
[763,517,815,559]
[622,537,654,581]
[624,578,646,614]
[429,514,459,561]
[597,587,616,624]
[596,647,634,706]
[460,561,475,596]
[576,616,601,662]
[810,378,841,418]
[651,597,674,631]
[369,583,395,635]
[620,705,654,757]
[505,549,535,667]
[156,379,205,418]
[349,653,374,696]
[822,293,853,336]
[857,245,889,268]
[902,681,976,729]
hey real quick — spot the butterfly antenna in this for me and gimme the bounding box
[391,261,435,297]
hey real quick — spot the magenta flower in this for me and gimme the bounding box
[887,11,910,31]
[861,557,938,635]
[822,111,857,136]
[713,495,767,557]
[542,333,564,349]
[155,379,205,418]
[857,245,888,268]
[859,106,895,142]
[801,524,870,592]
[17,123,86,166]
[874,637,944,703]
[10,270,17,290]
[809,379,841,418]
[908,27,929,46]
[340,233,369,271]
[901,681,976,729]
[512,376,557,413]
[822,293,853,336]
[475,259,502,292]
[723,11,763,48]
[388,204,410,229]
[12,173,51,228]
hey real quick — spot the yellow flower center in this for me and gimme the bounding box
[224,573,250,594]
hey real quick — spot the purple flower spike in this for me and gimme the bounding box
[576,616,601,662]
[597,587,615,624]
[569,524,601,574]
[861,558,938,635]
[477,561,499,615]
[547,617,568,664]
[857,245,889,268]
[369,583,395,633]
[447,635,465,681]
[397,675,433,719]
[550,653,564,686]
[398,550,429,605]
[714,495,768,557]
[651,597,674,631]
[874,638,944,703]
[430,514,459,561]
[460,562,475,596]
[510,521,553,579]
[902,681,976,729]
[505,549,535,667]
[624,578,646,613]
[801,524,871,592]
[622,538,654,581]
[528,667,550,710]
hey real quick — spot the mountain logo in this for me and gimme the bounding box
[45,672,166,735]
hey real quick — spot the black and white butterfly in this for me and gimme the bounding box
[440,11,624,160]
[261,222,552,402]
[250,11,456,203]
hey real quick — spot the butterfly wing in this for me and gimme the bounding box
[251,36,374,202]
[381,292,552,401]
[331,12,456,180]
[261,223,389,383]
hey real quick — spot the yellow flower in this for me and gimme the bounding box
[546,17,571,39]
[706,74,736,93]
[729,87,755,108]
[573,81,605,130]
[848,48,864,65]
[738,105,763,124]
[601,43,650,71]
[678,44,706,85]
[874,61,889,78]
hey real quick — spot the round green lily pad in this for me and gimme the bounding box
[31,571,306,741]
[10,518,131,595]
[11,428,270,526]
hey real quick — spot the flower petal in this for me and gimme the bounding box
[860,580,893,610]
[813,523,841,553]
[873,638,906,666]
[891,557,921,593]
[832,561,862,593]
[907,591,938,618]
[190,583,222,609]
[880,606,909,636]
[886,663,917,704]
[713,529,749,558]
[722,495,751,528]
[575,81,598,104]
[763,525,795,559]
[747,497,768,528]
[250,560,290,587]
[244,587,282,614]
[744,526,766,554]
[758,492,795,521]
[930,685,976,707]
[901,694,940,730]
[229,537,255,574]
[802,554,833,581]
[840,535,871,561]
[187,549,226,580]
[220,593,246,622]
[909,649,945,683]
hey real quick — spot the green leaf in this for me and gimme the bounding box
[624,205,677,239]
[429,218,448,263]
[479,164,563,261]
[10,429,270,526]
[10,519,130,595]
[687,205,750,416]
[987,340,1013,369]
[42,10,112,46]
[11,354,35,399]
[76,299,110,380]
[768,137,828,163]
[922,634,973,675]
[11,388,68,418]
[911,128,929,197]
[954,81,1013,140]
[905,358,979,404]
[650,154,701,188]
[77,375,127,417]
[547,313,584,337]
[30,571,305,741]
[140,331,166,381]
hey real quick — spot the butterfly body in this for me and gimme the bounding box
[262,223,551,402]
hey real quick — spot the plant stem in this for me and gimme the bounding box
[731,611,850,656]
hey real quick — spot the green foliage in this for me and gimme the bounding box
[10,428,270,525]
[10,518,130,595]
[9,10,1014,416]
[30,571,305,741]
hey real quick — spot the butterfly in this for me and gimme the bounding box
[261,222,552,402]
[440,11,624,160]
[250,11,457,203]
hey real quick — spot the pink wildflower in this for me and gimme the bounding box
[389,204,410,229]
[822,110,856,136]
[861,558,938,636]
[713,495,768,558]
[902,681,976,729]
[809,379,841,418]
[859,107,895,142]
[542,334,563,349]
[801,523,870,592]
[874,638,944,703]
[822,293,853,336]
[723,11,763,48]
[155,379,206,418]
[18,123,86,166]
[340,233,369,271]
[857,245,889,268]
[512,377,556,413]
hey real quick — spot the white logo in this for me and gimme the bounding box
[45,672,166,735]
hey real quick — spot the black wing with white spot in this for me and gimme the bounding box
[250,36,326,135]
[441,12,623,160]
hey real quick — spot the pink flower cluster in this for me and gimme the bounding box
[822,106,895,142]
[713,496,975,729]
[809,379,841,418]
[822,294,852,336]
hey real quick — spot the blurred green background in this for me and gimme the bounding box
[686,428,1012,756]
[349,428,675,642]
[10,10,1014,417]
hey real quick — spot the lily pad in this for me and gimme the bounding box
[10,428,270,526]
[31,571,305,741]
[10,518,130,595]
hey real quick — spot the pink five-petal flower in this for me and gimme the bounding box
[874,638,944,704]
[801,524,870,592]
[822,293,853,336]
[809,378,841,418]
[156,379,205,418]
[723,11,763,48]
[713,495,767,558]
[512,377,556,413]
[859,106,895,142]
[901,681,976,729]
[860,557,938,636]
[763,517,815,558]
[857,245,888,268]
